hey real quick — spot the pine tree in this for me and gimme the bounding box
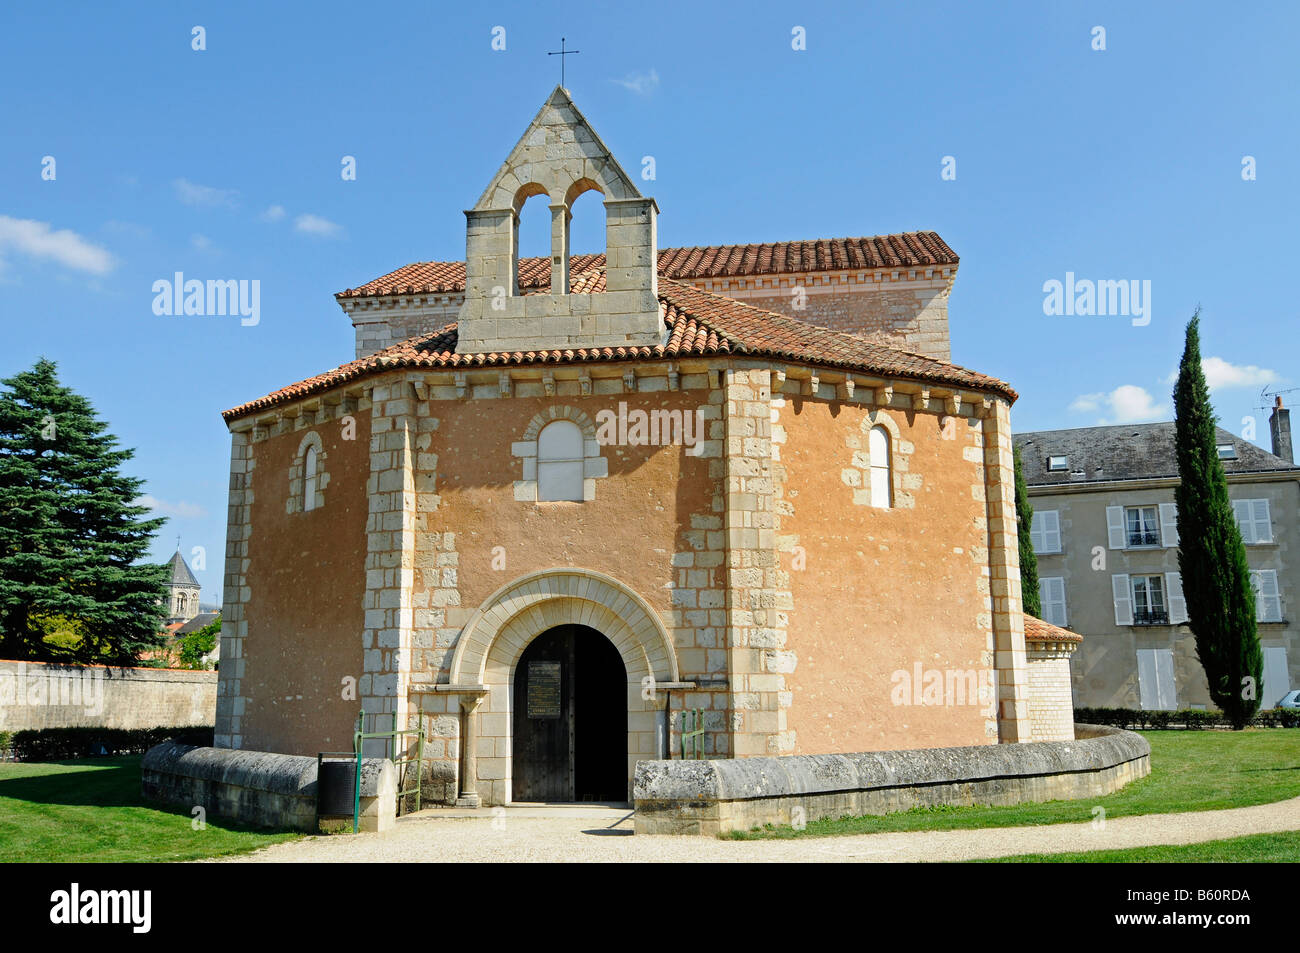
[1172,311,1262,729]
[1014,444,1042,618]
[0,359,169,664]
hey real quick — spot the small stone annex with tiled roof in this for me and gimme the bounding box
[214,86,1074,807]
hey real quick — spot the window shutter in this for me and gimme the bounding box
[1253,570,1282,623]
[1136,649,1158,709]
[1165,572,1188,624]
[1106,506,1126,550]
[1043,510,1061,553]
[1039,576,1067,626]
[1262,646,1291,708]
[1232,500,1253,543]
[1031,511,1060,553]
[1158,502,1179,548]
[1112,573,1133,625]
[1251,499,1273,543]
[1155,650,1177,710]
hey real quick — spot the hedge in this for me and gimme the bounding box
[4,726,214,761]
[1076,706,1300,730]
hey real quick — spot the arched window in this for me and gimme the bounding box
[303,444,319,512]
[869,426,891,509]
[537,420,585,502]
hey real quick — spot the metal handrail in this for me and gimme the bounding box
[681,708,705,760]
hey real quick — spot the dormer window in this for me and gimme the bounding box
[1047,455,1068,471]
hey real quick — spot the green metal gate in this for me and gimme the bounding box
[317,707,425,833]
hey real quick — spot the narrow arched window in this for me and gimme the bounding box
[537,420,585,502]
[869,426,891,509]
[303,444,319,512]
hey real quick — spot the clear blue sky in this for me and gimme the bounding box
[3,1,1297,605]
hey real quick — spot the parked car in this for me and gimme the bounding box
[1277,690,1300,710]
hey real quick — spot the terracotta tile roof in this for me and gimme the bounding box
[225,277,1013,421]
[336,233,957,299]
[1023,615,1083,644]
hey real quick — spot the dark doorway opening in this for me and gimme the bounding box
[512,624,628,802]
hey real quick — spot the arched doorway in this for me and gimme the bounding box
[511,624,629,802]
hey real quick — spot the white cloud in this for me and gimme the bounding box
[294,213,344,238]
[138,495,206,519]
[612,68,660,96]
[1162,356,1282,391]
[173,177,239,208]
[190,233,214,251]
[1070,384,1168,424]
[261,204,286,222]
[1200,357,1279,390]
[0,215,116,275]
[1069,392,1103,414]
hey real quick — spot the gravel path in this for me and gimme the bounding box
[215,795,1300,863]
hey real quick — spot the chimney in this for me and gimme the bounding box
[1269,396,1293,464]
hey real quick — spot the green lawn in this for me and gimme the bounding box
[728,729,1300,840]
[0,756,300,862]
[977,830,1300,863]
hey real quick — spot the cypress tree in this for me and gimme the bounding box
[1014,444,1042,618]
[0,359,169,664]
[1172,311,1262,729]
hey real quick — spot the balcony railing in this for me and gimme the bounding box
[1127,531,1160,547]
[1133,608,1170,626]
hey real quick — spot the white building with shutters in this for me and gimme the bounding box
[1014,417,1299,712]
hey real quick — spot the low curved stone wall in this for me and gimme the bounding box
[141,741,396,832]
[633,724,1150,835]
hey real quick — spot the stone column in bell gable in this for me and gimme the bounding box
[360,380,417,753]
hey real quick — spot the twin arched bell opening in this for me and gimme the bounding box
[455,86,664,355]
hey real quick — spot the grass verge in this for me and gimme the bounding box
[0,755,300,862]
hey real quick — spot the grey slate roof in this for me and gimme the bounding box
[175,611,219,635]
[1014,422,1298,487]
[167,550,200,588]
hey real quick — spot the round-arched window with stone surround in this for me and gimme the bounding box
[513,407,607,503]
[287,431,328,514]
[303,445,319,512]
[537,420,585,502]
[869,425,892,509]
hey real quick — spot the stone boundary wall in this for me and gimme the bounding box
[632,724,1150,835]
[0,659,216,732]
[141,741,396,832]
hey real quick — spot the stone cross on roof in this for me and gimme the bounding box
[546,37,580,87]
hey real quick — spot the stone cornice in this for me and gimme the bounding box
[226,358,1006,436]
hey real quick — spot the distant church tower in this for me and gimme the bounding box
[165,549,201,624]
